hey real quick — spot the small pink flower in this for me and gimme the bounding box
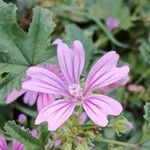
[6,64,64,112]
[128,84,145,93]
[31,129,38,137]
[54,138,62,148]
[0,136,25,150]
[23,40,129,131]
[106,16,119,30]
[18,114,27,124]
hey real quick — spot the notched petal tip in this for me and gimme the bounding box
[26,66,49,77]
[112,102,123,116]
[6,89,26,104]
[22,81,30,90]
[100,119,109,127]
[106,50,118,55]
[123,65,130,73]
[35,117,43,125]
[73,40,84,48]
[82,95,123,128]
[53,38,63,45]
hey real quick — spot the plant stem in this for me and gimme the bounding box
[135,68,150,84]
[98,138,139,149]
[15,103,37,117]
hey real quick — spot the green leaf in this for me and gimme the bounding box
[75,141,90,150]
[15,103,37,117]
[140,35,150,65]
[0,105,11,129]
[25,6,55,64]
[141,127,150,143]
[143,103,150,122]
[140,0,150,18]
[0,1,29,65]
[4,121,44,150]
[90,17,127,48]
[50,3,127,48]
[38,123,50,145]
[84,0,132,30]
[94,141,106,150]
[49,4,89,23]
[141,140,150,150]
[64,24,94,70]
[0,0,55,103]
[122,52,150,79]
[62,142,72,150]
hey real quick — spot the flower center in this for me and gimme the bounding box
[69,83,83,100]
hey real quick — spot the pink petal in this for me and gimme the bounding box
[57,40,85,84]
[13,140,25,150]
[37,93,55,112]
[46,64,67,84]
[0,136,8,150]
[73,40,85,71]
[22,67,68,96]
[53,38,63,45]
[23,91,38,106]
[6,89,26,103]
[101,75,129,94]
[82,94,123,127]
[84,51,129,94]
[35,99,76,131]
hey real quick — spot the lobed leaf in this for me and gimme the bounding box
[0,0,55,103]
[140,35,150,65]
[4,121,44,150]
[143,103,150,122]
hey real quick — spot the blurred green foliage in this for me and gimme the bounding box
[0,0,150,149]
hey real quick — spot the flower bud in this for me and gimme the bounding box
[17,114,27,124]
[128,84,145,92]
[106,16,119,30]
[31,129,38,137]
[113,116,134,134]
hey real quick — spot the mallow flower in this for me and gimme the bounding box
[0,136,25,150]
[6,64,64,111]
[106,16,119,31]
[22,40,129,131]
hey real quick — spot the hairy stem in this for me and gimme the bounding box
[98,138,139,149]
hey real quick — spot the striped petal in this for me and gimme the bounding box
[0,136,8,150]
[23,91,38,106]
[82,94,123,127]
[100,75,129,94]
[37,93,55,112]
[57,40,85,84]
[35,99,76,131]
[22,67,68,96]
[6,89,26,103]
[84,51,129,94]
